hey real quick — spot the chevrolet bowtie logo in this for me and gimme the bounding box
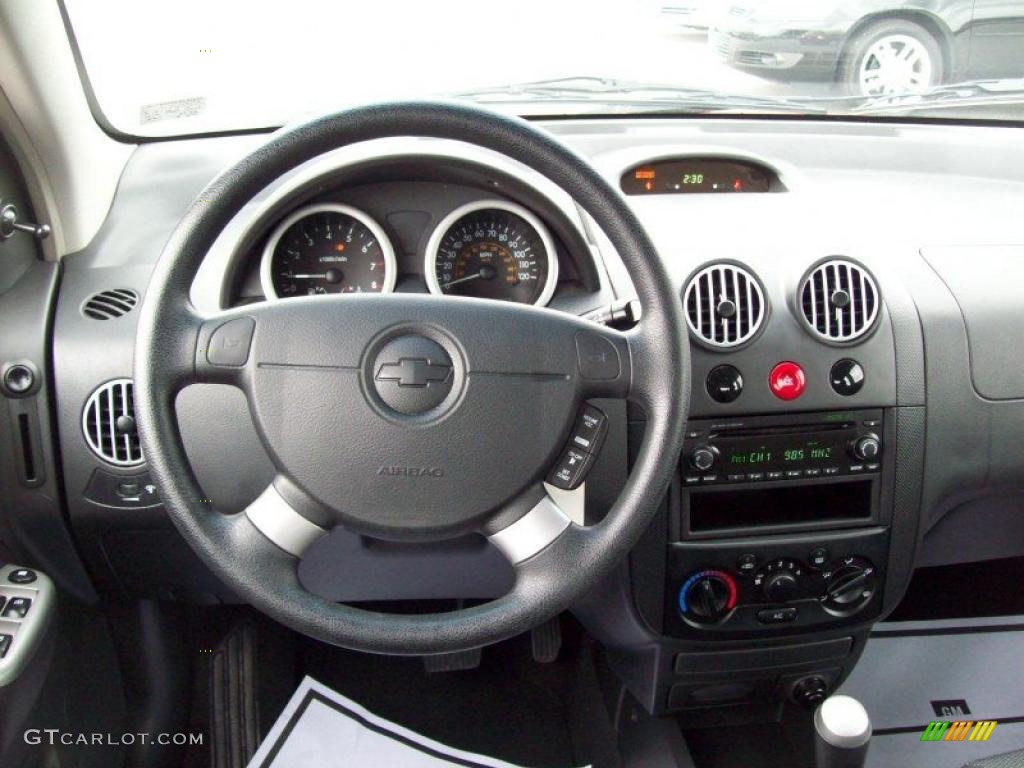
[375,357,452,388]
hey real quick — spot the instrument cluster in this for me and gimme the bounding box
[259,196,560,306]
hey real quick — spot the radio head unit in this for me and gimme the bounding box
[683,410,883,486]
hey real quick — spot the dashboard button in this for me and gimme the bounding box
[823,467,840,476]
[684,475,702,484]
[804,468,822,477]
[707,365,744,403]
[727,474,746,482]
[737,554,758,575]
[757,607,797,624]
[809,547,829,569]
[768,362,806,401]
[767,471,784,480]
[785,470,803,479]
[747,472,765,481]
[830,359,865,396]
[570,405,607,453]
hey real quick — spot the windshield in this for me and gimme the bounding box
[64,0,1024,137]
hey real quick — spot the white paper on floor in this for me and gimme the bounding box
[839,615,1024,768]
[248,675,585,768]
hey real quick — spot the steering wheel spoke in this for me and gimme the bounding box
[244,476,333,558]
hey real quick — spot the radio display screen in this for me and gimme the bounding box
[720,432,847,474]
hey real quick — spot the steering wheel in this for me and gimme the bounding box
[135,102,689,654]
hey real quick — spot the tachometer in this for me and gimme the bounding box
[424,200,558,306]
[261,203,396,299]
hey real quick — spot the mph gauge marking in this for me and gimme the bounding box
[425,200,558,306]
[261,203,397,299]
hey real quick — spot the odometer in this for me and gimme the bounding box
[425,201,558,306]
[261,203,396,299]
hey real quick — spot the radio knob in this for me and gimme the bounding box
[850,433,881,462]
[691,445,719,472]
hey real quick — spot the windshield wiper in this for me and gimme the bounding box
[454,76,828,115]
[850,78,1024,115]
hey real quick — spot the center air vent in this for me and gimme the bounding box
[83,379,143,466]
[684,263,766,348]
[799,260,879,343]
[82,289,138,320]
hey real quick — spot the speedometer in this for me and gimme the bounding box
[424,200,558,306]
[260,203,396,299]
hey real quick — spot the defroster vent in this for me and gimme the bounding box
[82,289,138,320]
[684,263,766,348]
[799,259,879,343]
[83,379,143,466]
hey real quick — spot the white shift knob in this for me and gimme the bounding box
[814,695,871,768]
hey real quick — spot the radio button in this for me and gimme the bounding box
[767,471,784,480]
[747,472,765,481]
[707,365,744,403]
[785,470,803,479]
[769,362,806,401]
[727,473,746,482]
[804,468,822,477]
[823,467,840,476]
[865,463,880,471]
[684,475,702,484]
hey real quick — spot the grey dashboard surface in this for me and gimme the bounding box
[922,244,1024,401]
[49,116,1024,596]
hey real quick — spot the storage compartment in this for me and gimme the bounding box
[689,479,873,533]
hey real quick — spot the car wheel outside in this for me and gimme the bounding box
[838,19,944,97]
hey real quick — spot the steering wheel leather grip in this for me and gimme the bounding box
[134,101,690,654]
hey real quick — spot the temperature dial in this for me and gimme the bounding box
[679,569,737,623]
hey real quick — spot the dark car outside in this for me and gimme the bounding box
[710,0,1024,96]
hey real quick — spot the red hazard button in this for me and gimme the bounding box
[769,362,806,401]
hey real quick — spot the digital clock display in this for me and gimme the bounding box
[621,158,774,195]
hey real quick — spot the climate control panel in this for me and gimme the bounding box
[664,529,887,637]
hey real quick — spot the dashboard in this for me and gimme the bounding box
[7,116,1024,718]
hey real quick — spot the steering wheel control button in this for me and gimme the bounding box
[372,335,454,416]
[706,365,744,403]
[206,317,256,366]
[757,606,798,624]
[769,361,806,401]
[548,446,595,491]
[0,634,11,659]
[2,597,31,619]
[575,330,620,380]
[830,359,865,396]
[570,405,608,453]
[8,569,36,585]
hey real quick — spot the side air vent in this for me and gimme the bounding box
[683,263,766,348]
[82,289,138,320]
[799,259,879,343]
[83,379,143,466]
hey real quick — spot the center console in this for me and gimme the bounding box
[668,410,888,638]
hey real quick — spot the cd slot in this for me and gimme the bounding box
[710,422,855,439]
